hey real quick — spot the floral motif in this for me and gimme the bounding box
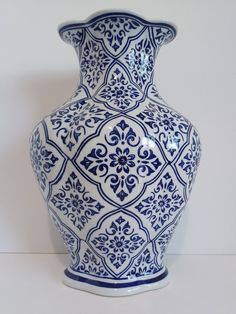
[76,249,109,277]
[80,119,162,201]
[125,39,154,88]
[91,17,142,52]
[91,215,145,269]
[30,128,58,191]
[179,129,201,192]
[136,146,162,177]
[135,172,185,231]
[152,26,175,45]
[80,144,109,176]
[61,29,83,47]
[126,248,159,278]
[107,174,139,202]
[109,147,135,173]
[80,40,111,89]
[50,172,104,231]
[106,119,139,146]
[31,13,201,287]
[137,102,190,157]
[159,113,177,131]
[97,68,140,110]
[50,99,112,151]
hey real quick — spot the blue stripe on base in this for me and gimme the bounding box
[64,268,168,289]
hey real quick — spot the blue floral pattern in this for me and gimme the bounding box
[30,128,58,191]
[50,99,112,151]
[126,247,160,278]
[137,102,190,158]
[76,248,109,277]
[96,67,140,110]
[50,172,104,231]
[91,215,146,270]
[135,172,185,231]
[90,16,143,53]
[178,129,201,192]
[152,26,174,45]
[31,12,200,289]
[62,29,83,47]
[80,119,162,202]
[125,38,154,88]
[81,40,111,90]
[109,147,135,173]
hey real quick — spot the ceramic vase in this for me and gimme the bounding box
[30,11,201,296]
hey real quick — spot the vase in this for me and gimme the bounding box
[30,11,201,296]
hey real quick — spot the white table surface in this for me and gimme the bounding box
[0,254,235,314]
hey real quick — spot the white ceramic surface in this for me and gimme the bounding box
[30,11,201,296]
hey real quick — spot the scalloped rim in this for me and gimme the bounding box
[58,10,177,43]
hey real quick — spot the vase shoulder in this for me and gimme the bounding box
[30,87,200,204]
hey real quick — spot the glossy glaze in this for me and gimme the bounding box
[30,11,201,296]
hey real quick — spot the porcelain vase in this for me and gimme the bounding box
[30,11,201,296]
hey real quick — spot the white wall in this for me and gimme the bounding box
[0,0,235,254]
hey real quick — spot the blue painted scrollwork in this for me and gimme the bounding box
[30,12,200,288]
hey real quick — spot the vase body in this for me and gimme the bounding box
[30,11,201,296]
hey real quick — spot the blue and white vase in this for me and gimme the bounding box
[30,11,201,296]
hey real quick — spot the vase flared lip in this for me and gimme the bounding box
[58,9,177,40]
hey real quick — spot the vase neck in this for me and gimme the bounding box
[59,12,176,99]
[78,32,159,96]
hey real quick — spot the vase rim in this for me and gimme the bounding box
[58,10,177,41]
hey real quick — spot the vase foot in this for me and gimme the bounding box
[63,267,169,297]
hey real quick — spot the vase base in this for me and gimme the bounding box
[63,267,169,297]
